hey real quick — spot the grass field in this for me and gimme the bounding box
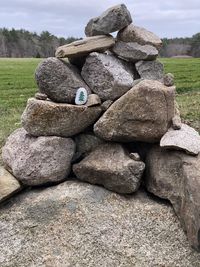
[0,58,200,158]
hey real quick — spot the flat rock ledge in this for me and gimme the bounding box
[21,98,102,137]
[0,181,200,267]
[160,124,200,155]
[55,35,115,58]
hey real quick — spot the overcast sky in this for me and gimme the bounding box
[1,0,200,38]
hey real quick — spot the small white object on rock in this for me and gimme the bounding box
[75,87,88,105]
[160,124,200,155]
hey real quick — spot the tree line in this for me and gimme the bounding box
[0,28,78,58]
[160,33,200,57]
[0,28,199,58]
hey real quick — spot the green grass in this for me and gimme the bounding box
[0,58,42,151]
[159,58,200,131]
[0,57,200,158]
[160,58,200,94]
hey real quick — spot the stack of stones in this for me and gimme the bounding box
[1,4,200,251]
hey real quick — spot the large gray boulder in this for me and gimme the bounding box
[117,24,162,49]
[94,80,175,142]
[85,4,132,36]
[135,60,164,81]
[55,35,115,58]
[0,167,21,203]
[21,98,102,137]
[73,143,145,194]
[81,52,134,101]
[160,124,200,155]
[35,57,91,103]
[1,181,200,266]
[2,128,75,186]
[145,146,200,251]
[112,41,158,62]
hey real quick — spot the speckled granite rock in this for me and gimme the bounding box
[85,4,132,36]
[81,52,134,101]
[112,41,158,62]
[73,143,145,194]
[1,181,200,266]
[135,60,164,81]
[21,98,102,137]
[145,146,200,251]
[94,80,175,142]
[117,24,162,49]
[2,128,75,186]
[35,57,91,103]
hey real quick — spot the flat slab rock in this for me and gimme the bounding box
[85,4,132,36]
[94,79,175,143]
[160,124,200,155]
[81,52,134,101]
[117,24,162,49]
[1,181,200,267]
[145,146,200,251]
[2,128,75,186]
[0,167,21,203]
[35,57,91,103]
[55,35,115,58]
[73,143,145,194]
[21,98,102,137]
[112,41,158,62]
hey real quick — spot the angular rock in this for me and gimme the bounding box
[35,57,91,103]
[2,128,75,186]
[135,60,164,81]
[86,94,101,107]
[163,73,174,87]
[0,167,21,203]
[94,80,175,142]
[85,4,132,36]
[145,146,200,250]
[21,98,102,137]
[172,115,182,130]
[112,41,158,62]
[172,101,182,130]
[73,143,145,194]
[55,35,115,58]
[160,124,200,155]
[1,182,200,266]
[81,52,134,101]
[74,132,104,160]
[117,24,162,49]
[35,92,47,100]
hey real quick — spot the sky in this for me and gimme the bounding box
[0,0,200,39]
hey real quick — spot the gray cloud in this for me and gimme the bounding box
[0,0,200,38]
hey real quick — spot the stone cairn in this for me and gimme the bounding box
[1,4,200,251]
